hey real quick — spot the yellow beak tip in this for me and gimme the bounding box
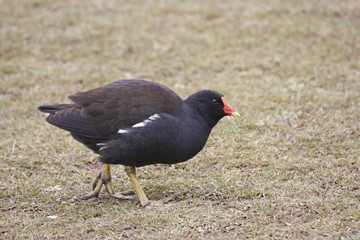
[230,112,240,117]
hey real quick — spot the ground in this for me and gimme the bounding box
[1,0,359,239]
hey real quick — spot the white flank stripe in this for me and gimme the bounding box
[148,114,160,120]
[132,122,146,128]
[132,114,161,128]
[97,143,108,151]
[99,146,108,151]
[44,113,50,117]
[118,129,129,134]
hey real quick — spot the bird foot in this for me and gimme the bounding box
[112,190,137,200]
[77,191,99,200]
[76,171,106,200]
[143,193,180,208]
[77,190,136,201]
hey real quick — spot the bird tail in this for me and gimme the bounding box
[38,104,74,114]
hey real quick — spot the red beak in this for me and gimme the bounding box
[221,97,239,117]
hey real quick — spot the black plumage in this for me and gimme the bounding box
[39,79,238,207]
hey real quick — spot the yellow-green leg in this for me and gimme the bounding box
[78,163,135,200]
[125,166,180,208]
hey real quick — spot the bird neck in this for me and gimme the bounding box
[181,102,220,131]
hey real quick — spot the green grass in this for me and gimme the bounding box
[1,0,360,238]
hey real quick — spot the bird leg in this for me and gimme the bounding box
[78,164,135,200]
[125,166,180,208]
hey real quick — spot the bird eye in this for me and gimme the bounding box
[212,99,218,104]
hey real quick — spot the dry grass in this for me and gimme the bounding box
[1,0,360,239]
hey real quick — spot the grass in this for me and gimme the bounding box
[1,0,359,238]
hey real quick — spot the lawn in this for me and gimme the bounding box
[1,0,359,239]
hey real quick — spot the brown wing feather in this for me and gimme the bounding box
[68,80,183,136]
[45,105,104,138]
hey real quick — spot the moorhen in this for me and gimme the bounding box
[39,79,239,207]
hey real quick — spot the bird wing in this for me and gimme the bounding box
[66,80,183,137]
[45,105,104,138]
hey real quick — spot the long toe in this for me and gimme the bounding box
[118,190,135,195]
[144,192,181,208]
[112,190,137,200]
[77,191,100,200]
[77,174,104,200]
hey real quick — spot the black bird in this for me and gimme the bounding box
[39,79,239,207]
